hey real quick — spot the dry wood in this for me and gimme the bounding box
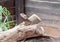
[20,13,41,25]
[28,14,41,24]
[0,24,44,42]
[20,13,28,19]
[0,23,60,42]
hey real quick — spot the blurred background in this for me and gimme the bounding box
[0,0,60,28]
[25,0,60,28]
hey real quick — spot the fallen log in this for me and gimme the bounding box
[0,24,45,42]
[0,23,60,42]
[0,14,44,42]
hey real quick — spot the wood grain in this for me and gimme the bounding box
[25,0,60,28]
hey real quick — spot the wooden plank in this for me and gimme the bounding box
[25,0,60,28]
